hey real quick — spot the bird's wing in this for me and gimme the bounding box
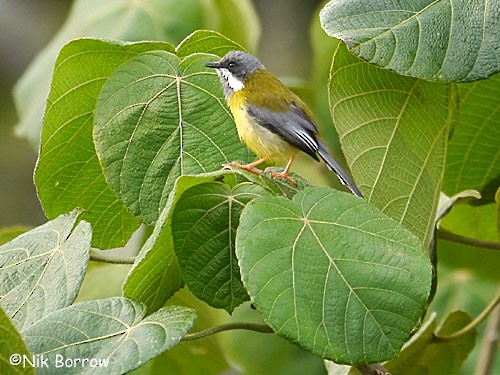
[247,103,320,160]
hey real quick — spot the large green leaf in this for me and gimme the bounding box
[23,297,196,375]
[320,0,500,82]
[33,39,172,249]
[0,211,91,330]
[329,43,452,246]
[14,0,259,145]
[93,51,248,224]
[0,307,34,375]
[385,311,476,374]
[237,187,432,364]
[172,181,270,313]
[443,72,500,203]
[123,171,235,313]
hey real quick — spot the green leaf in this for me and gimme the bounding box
[123,170,234,313]
[172,181,270,313]
[443,73,500,203]
[436,190,481,223]
[0,307,34,375]
[320,1,500,82]
[33,39,176,249]
[0,210,91,330]
[329,43,452,246]
[236,187,432,364]
[14,0,259,145]
[94,51,248,224]
[385,311,476,375]
[23,297,196,375]
[176,30,245,58]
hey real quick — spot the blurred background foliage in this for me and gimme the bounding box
[1,1,498,374]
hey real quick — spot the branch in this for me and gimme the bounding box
[89,249,136,264]
[356,364,391,375]
[435,291,500,341]
[181,322,273,342]
[437,229,500,251]
[475,301,500,375]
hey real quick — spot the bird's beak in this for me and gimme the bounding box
[205,61,221,69]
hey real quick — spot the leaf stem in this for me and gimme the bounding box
[435,291,500,341]
[181,322,273,342]
[437,229,500,250]
[89,249,136,264]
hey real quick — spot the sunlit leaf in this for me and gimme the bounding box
[320,0,500,82]
[23,298,196,375]
[237,187,432,364]
[0,211,91,329]
[443,73,500,203]
[329,43,452,246]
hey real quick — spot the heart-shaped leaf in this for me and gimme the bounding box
[0,210,91,329]
[237,187,432,364]
[443,73,500,203]
[329,43,451,246]
[172,181,270,312]
[23,297,196,375]
[320,0,500,82]
[94,51,249,225]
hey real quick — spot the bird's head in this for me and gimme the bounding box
[205,50,264,99]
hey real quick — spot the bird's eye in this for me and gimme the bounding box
[228,62,235,68]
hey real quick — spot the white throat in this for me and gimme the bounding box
[218,68,245,92]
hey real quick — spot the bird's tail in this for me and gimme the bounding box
[317,141,363,198]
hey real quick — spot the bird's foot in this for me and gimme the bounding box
[265,169,296,185]
[227,161,264,175]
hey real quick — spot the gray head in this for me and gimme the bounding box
[205,50,264,99]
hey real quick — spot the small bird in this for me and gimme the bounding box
[205,51,363,197]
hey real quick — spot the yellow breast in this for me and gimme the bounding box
[228,90,296,164]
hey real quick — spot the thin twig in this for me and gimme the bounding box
[356,364,391,375]
[437,229,500,250]
[181,322,273,342]
[435,292,500,341]
[475,297,500,375]
[89,249,136,264]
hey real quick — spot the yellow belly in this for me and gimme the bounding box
[228,93,296,164]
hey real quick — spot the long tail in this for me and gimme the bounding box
[317,141,363,198]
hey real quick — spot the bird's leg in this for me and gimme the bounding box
[228,158,267,175]
[268,156,296,185]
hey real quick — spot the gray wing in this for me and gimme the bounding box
[247,103,320,161]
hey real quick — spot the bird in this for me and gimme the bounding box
[205,50,363,197]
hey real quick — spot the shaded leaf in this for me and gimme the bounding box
[33,39,172,249]
[320,1,500,82]
[443,73,500,203]
[172,182,270,312]
[123,170,234,313]
[0,210,91,329]
[329,43,452,246]
[23,297,196,375]
[94,51,248,224]
[0,307,34,375]
[237,187,432,364]
[385,311,476,375]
